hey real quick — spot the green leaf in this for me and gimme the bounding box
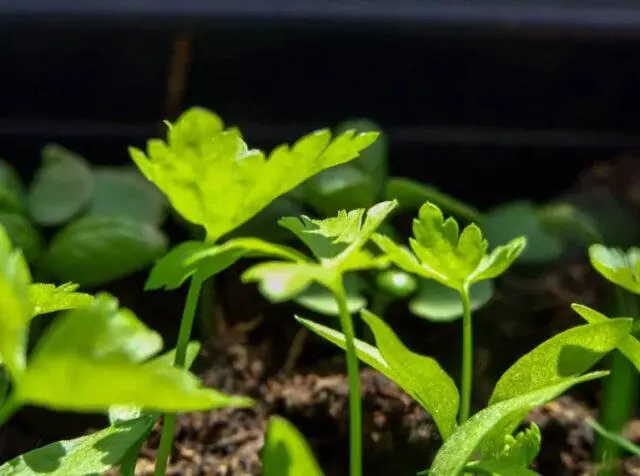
[16,295,253,412]
[384,177,482,223]
[28,144,93,226]
[586,417,640,457]
[262,416,324,476]
[536,201,603,245]
[88,167,167,226]
[28,283,93,317]
[409,279,494,322]
[145,237,306,291]
[243,262,321,302]
[296,310,459,440]
[0,224,32,375]
[572,304,640,372]
[373,202,526,291]
[227,195,305,243]
[375,269,418,299]
[278,216,346,260]
[589,244,640,295]
[0,160,25,214]
[293,274,367,316]
[428,372,607,476]
[0,414,158,476]
[482,201,564,265]
[489,319,631,405]
[496,423,541,467]
[464,459,540,475]
[42,215,168,287]
[129,107,380,242]
[0,212,44,263]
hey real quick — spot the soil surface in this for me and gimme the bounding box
[3,156,640,475]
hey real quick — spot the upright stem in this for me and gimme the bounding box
[459,286,473,423]
[154,273,204,476]
[597,288,638,475]
[335,282,362,476]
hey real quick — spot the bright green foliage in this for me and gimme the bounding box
[463,460,539,475]
[16,295,252,413]
[88,167,167,226]
[128,107,379,242]
[586,418,640,457]
[0,212,44,262]
[482,201,564,265]
[262,416,324,476]
[0,160,25,214]
[373,202,526,292]
[489,319,632,405]
[42,215,168,287]
[297,309,459,440]
[572,304,640,372]
[145,237,306,291]
[409,280,494,322]
[28,144,93,226]
[589,244,640,295]
[427,372,607,476]
[494,423,541,468]
[29,282,93,317]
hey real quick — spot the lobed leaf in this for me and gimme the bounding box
[489,319,631,405]
[29,283,93,317]
[495,423,541,468]
[589,244,640,295]
[262,416,324,476]
[428,372,607,476]
[129,107,379,242]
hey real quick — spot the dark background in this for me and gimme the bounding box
[2,1,640,208]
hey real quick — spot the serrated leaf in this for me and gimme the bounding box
[373,202,526,291]
[0,160,25,214]
[146,237,306,291]
[482,201,564,265]
[278,216,345,260]
[0,414,158,476]
[428,372,607,476]
[409,280,494,322]
[589,244,640,294]
[28,144,93,226]
[0,224,32,375]
[16,295,253,412]
[0,212,44,263]
[572,304,640,372]
[28,283,93,318]
[293,274,366,316]
[43,215,168,287]
[88,167,167,226]
[297,310,459,440]
[262,416,324,476]
[384,177,482,222]
[489,319,631,405]
[496,423,541,468]
[129,107,379,242]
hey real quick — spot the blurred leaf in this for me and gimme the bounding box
[294,274,366,316]
[244,262,321,303]
[0,160,25,214]
[16,295,253,412]
[376,268,418,299]
[297,310,459,440]
[586,417,640,457]
[129,107,379,242]
[0,212,44,263]
[409,280,494,322]
[489,319,631,405]
[427,372,607,476]
[88,167,167,226]
[28,144,93,226]
[589,244,640,295]
[262,416,324,476]
[536,201,603,246]
[146,237,306,291]
[227,195,305,243]
[43,216,168,287]
[384,177,482,222]
[29,283,93,317]
[483,201,564,265]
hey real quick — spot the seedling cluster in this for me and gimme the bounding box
[0,106,638,476]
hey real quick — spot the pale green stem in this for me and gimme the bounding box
[154,273,204,476]
[459,286,473,423]
[335,282,362,476]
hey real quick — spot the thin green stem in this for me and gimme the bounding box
[597,288,638,476]
[335,281,362,476]
[459,286,473,424]
[154,273,204,476]
[0,396,19,427]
